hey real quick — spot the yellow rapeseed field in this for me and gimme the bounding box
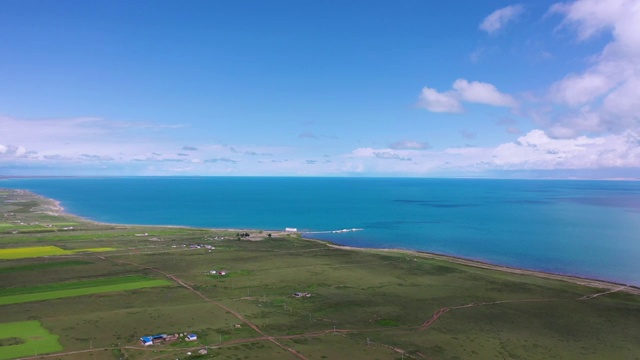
[0,246,114,259]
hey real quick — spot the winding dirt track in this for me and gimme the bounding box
[419,298,558,331]
[418,285,631,332]
[578,285,629,300]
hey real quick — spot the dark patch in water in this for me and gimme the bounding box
[561,196,640,210]
[420,203,477,208]
[504,199,550,205]
[394,199,478,208]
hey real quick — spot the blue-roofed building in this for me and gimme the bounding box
[139,334,168,345]
[139,336,153,346]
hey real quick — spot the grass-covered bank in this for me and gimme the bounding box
[1,188,639,359]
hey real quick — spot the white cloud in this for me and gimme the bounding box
[346,129,640,175]
[602,75,640,118]
[417,87,462,113]
[373,152,412,161]
[4,113,636,176]
[0,115,308,175]
[453,79,518,108]
[389,140,431,150]
[470,47,485,63]
[352,147,413,161]
[549,72,614,107]
[418,79,516,113]
[546,0,640,136]
[0,144,28,158]
[480,4,525,34]
[488,130,640,169]
[475,129,640,170]
[550,0,636,41]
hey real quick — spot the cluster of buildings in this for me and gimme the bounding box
[170,244,216,250]
[189,244,216,250]
[139,333,197,346]
[293,292,312,298]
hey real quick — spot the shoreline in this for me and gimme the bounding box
[4,188,639,296]
[324,238,640,295]
[308,239,640,295]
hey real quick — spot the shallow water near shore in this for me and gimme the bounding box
[3,177,640,286]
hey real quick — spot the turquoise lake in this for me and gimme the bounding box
[2,177,639,286]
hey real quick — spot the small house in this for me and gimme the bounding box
[186,334,198,341]
[139,337,153,346]
[209,270,227,275]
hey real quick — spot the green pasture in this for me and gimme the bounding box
[0,219,81,235]
[0,320,62,360]
[0,222,77,228]
[0,260,91,274]
[0,227,213,244]
[0,276,172,305]
[0,246,115,259]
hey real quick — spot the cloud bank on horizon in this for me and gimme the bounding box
[1,0,639,178]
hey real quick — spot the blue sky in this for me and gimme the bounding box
[1,0,639,178]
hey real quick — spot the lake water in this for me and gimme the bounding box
[2,177,639,286]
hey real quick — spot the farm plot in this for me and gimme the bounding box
[0,260,91,274]
[0,320,63,360]
[0,275,172,305]
[0,246,115,259]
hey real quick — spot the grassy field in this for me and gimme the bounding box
[0,320,63,360]
[0,260,91,274]
[0,276,172,305]
[0,246,115,259]
[1,188,640,359]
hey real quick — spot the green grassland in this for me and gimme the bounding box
[0,260,91,274]
[1,188,640,359]
[0,320,63,360]
[0,276,172,305]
